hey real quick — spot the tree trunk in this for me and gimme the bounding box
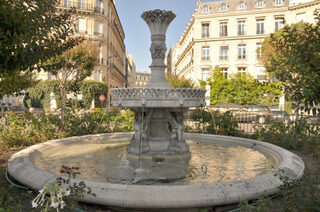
[60,84,67,130]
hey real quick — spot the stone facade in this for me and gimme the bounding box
[135,72,151,88]
[125,54,137,88]
[171,0,320,86]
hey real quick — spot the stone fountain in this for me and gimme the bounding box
[7,10,304,211]
[112,9,206,156]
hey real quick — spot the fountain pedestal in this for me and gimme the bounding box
[126,108,189,155]
[111,10,206,156]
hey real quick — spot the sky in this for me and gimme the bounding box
[115,0,199,73]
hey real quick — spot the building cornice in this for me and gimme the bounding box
[195,34,269,42]
[175,40,195,67]
[289,0,320,11]
[196,7,289,19]
[180,17,195,45]
[109,0,125,41]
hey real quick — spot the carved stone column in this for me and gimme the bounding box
[141,9,176,88]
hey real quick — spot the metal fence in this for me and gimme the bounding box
[185,111,320,135]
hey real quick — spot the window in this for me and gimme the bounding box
[275,18,284,31]
[220,22,228,37]
[221,68,228,78]
[256,19,264,34]
[238,44,246,59]
[256,43,262,58]
[202,23,210,38]
[221,3,227,12]
[203,5,210,13]
[94,21,103,35]
[78,18,87,33]
[238,67,247,75]
[202,69,210,81]
[94,70,102,81]
[95,0,103,13]
[238,21,245,35]
[98,49,103,64]
[257,0,264,8]
[220,46,229,60]
[275,0,283,6]
[202,46,210,60]
[64,0,72,7]
[78,0,86,9]
[239,1,246,9]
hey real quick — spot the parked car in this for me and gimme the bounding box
[270,111,291,124]
[232,105,271,123]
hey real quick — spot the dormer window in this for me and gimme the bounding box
[257,0,264,8]
[221,3,227,12]
[203,5,210,13]
[239,1,246,10]
[275,0,283,6]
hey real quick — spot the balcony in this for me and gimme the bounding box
[238,55,247,60]
[238,31,245,36]
[58,1,94,12]
[256,29,265,34]
[202,33,209,38]
[201,56,210,61]
[219,56,228,60]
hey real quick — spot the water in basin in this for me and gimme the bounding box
[32,135,275,185]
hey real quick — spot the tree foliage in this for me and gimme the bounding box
[0,0,81,96]
[261,9,320,112]
[166,73,197,88]
[208,66,282,105]
[25,80,108,110]
[41,42,97,124]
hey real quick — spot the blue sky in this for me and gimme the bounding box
[115,0,198,72]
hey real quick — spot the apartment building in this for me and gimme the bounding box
[171,0,320,84]
[34,0,127,105]
[125,54,137,87]
[135,72,151,88]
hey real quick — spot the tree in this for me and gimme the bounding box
[166,73,197,88]
[208,66,282,105]
[261,9,320,113]
[41,41,98,125]
[0,0,81,96]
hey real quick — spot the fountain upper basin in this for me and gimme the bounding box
[8,133,304,209]
[111,88,206,108]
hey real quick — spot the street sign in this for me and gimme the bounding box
[99,95,105,102]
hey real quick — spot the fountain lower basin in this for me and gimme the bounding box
[8,133,304,209]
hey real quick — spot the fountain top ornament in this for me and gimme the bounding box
[112,9,206,108]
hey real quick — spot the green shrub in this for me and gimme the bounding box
[239,170,320,212]
[254,118,320,157]
[0,112,62,148]
[0,108,134,149]
[206,111,240,136]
